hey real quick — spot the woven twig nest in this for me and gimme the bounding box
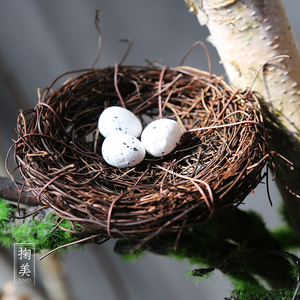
[11,64,270,243]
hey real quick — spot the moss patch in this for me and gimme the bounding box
[0,199,82,253]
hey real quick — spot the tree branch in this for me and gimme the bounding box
[0,176,39,206]
[115,209,297,292]
[185,0,300,239]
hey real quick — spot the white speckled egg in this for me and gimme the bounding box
[98,106,142,138]
[141,119,182,157]
[102,133,146,168]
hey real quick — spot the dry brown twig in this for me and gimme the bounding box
[7,63,271,247]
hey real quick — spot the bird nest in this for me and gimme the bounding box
[10,64,270,244]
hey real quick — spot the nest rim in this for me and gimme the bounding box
[9,64,271,243]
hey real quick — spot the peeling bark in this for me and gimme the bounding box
[185,0,300,238]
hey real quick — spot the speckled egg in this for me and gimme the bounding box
[141,119,182,157]
[98,106,142,138]
[102,133,146,168]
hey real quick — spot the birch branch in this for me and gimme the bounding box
[185,0,300,238]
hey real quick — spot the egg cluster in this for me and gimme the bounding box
[98,106,182,168]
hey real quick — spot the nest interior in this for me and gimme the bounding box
[11,65,270,242]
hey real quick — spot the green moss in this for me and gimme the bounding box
[185,268,216,286]
[278,203,294,229]
[269,203,300,250]
[119,251,144,262]
[115,208,300,299]
[229,279,295,300]
[271,225,300,250]
[0,199,14,227]
[0,199,82,253]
